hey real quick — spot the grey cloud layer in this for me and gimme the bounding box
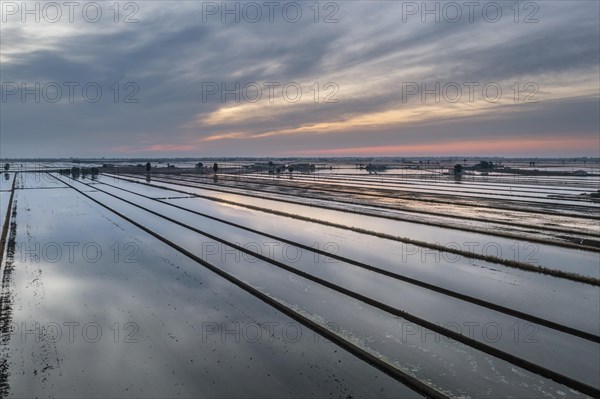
[1,0,598,157]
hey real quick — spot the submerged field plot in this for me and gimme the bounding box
[0,164,598,398]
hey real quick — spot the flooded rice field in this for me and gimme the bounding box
[0,162,598,398]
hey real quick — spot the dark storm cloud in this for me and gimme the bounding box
[1,0,598,157]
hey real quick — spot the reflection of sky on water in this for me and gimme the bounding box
[226,173,600,204]
[12,173,68,190]
[5,185,415,398]
[0,173,15,191]
[102,173,600,278]
[93,175,600,326]
[75,180,600,388]
[58,180,592,397]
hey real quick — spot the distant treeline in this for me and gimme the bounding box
[1,157,599,163]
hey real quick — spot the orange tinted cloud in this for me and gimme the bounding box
[112,144,198,153]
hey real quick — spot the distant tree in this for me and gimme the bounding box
[268,161,274,168]
[145,162,151,172]
[453,164,464,175]
[276,167,281,174]
[71,166,81,178]
[3,163,9,171]
[288,166,294,174]
[213,163,219,173]
[479,161,493,170]
[195,162,203,169]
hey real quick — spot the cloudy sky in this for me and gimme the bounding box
[1,0,598,158]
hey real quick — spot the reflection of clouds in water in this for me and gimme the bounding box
[5,183,408,397]
[161,190,600,307]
